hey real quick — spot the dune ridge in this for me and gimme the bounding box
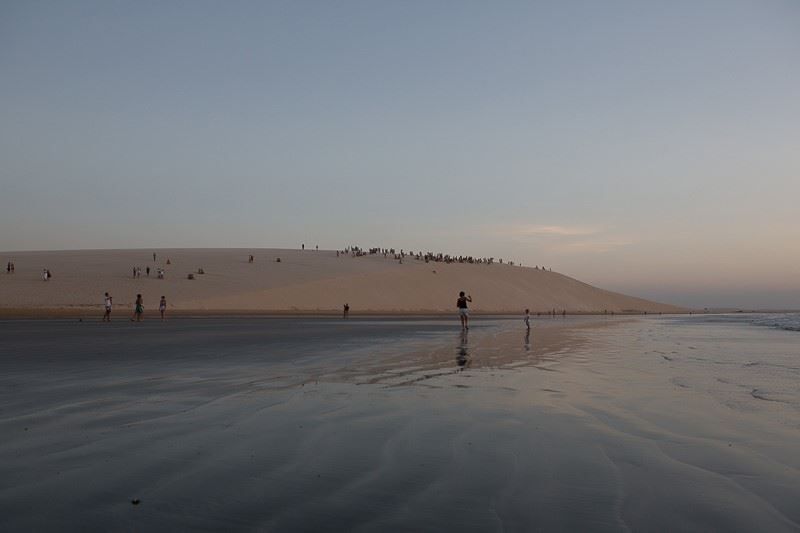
[0,248,684,315]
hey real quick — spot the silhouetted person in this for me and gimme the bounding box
[524,308,531,330]
[457,291,472,330]
[159,296,167,321]
[343,303,350,319]
[133,294,144,322]
[103,292,113,322]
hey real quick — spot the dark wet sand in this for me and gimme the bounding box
[1,316,799,531]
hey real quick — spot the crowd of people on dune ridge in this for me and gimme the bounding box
[330,244,553,271]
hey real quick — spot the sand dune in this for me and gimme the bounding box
[0,248,684,314]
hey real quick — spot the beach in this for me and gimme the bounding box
[0,249,684,315]
[2,314,798,531]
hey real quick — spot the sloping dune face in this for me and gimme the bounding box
[0,249,683,313]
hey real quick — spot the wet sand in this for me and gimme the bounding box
[1,316,798,531]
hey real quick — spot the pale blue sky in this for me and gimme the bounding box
[1,1,799,308]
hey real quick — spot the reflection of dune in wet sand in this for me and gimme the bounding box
[335,320,609,387]
[0,248,684,315]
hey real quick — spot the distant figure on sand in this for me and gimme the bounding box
[159,296,167,321]
[42,269,49,281]
[457,291,472,330]
[103,292,113,322]
[146,266,150,277]
[302,243,305,250]
[524,309,531,330]
[343,303,350,319]
[153,252,157,262]
[133,294,144,322]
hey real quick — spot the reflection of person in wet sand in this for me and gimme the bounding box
[457,330,471,368]
[457,291,472,330]
[524,329,531,352]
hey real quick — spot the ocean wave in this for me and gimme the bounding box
[749,314,800,332]
[679,313,800,332]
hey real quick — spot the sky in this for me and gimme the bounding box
[1,1,799,309]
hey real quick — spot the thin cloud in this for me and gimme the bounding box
[499,224,600,237]
[488,223,634,255]
[552,239,634,254]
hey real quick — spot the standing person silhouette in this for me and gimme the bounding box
[159,296,167,321]
[103,292,113,322]
[457,291,472,330]
[133,294,144,322]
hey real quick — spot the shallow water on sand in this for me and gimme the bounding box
[1,316,798,531]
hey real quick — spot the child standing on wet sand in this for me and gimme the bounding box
[159,296,167,321]
[133,294,144,322]
[103,292,113,322]
[524,309,531,330]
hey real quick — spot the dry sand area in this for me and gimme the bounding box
[0,248,683,315]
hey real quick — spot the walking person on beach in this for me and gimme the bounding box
[457,291,472,330]
[159,296,167,321]
[42,268,49,281]
[103,292,113,322]
[343,303,350,319]
[153,252,157,262]
[524,308,531,330]
[132,294,144,322]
